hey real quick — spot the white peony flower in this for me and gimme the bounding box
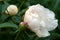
[24,4,58,37]
[5,5,18,16]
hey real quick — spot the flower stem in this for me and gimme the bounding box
[15,24,25,40]
[19,0,25,11]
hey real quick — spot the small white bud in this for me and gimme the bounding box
[5,5,18,16]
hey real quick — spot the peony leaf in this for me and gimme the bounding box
[0,22,18,29]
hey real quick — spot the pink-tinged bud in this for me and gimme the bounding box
[20,22,27,27]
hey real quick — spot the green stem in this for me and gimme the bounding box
[54,34,60,40]
[15,0,25,40]
[15,25,25,40]
[15,26,21,40]
[18,0,25,11]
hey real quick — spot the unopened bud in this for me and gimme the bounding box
[5,5,18,16]
[20,22,27,27]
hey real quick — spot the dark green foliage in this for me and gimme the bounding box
[0,0,60,40]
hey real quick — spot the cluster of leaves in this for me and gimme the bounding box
[0,0,60,40]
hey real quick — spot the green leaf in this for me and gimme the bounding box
[2,1,9,13]
[0,1,9,23]
[0,1,3,17]
[0,14,9,23]
[0,22,18,35]
[11,15,22,24]
[0,22,18,29]
[16,28,36,40]
[19,8,27,16]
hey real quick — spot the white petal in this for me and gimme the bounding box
[44,8,58,31]
[24,4,58,37]
[35,28,50,37]
[40,21,46,27]
[46,19,58,31]
[44,8,55,19]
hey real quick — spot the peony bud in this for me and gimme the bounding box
[19,22,27,27]
[5,5,18,16]
[24,4,58,37]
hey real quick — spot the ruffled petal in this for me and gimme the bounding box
[24,4,58,37]
[35,27,50,37]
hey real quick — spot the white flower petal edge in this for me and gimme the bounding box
[24,4,58,37]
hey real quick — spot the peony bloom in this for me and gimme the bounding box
[5,5,18,16]
[24,4,58,37]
